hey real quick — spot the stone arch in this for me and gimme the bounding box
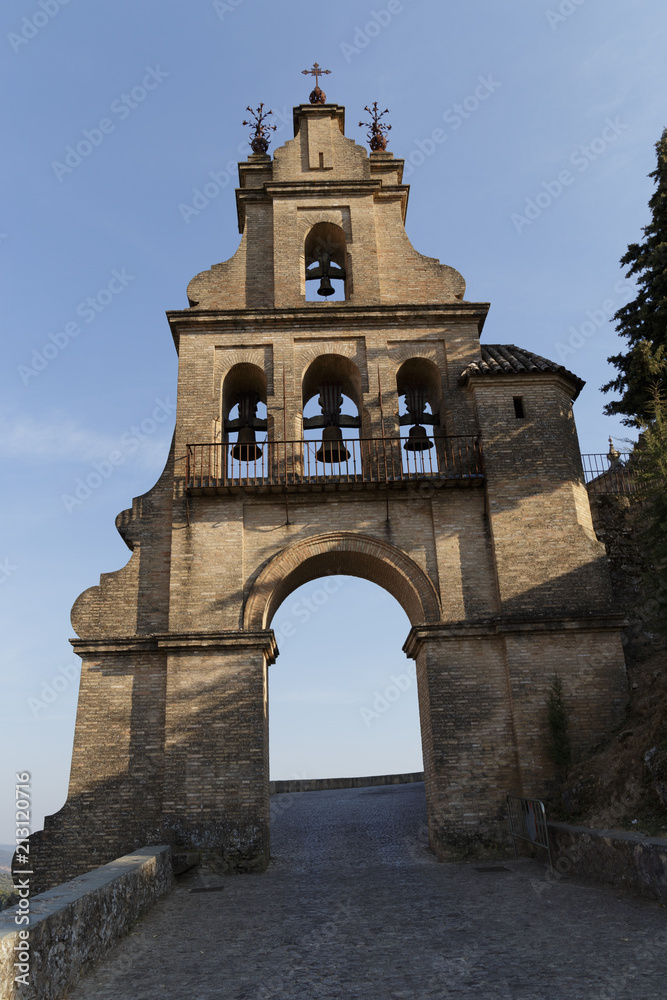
[301,353,363,411]
[304,221,349,300]
[396,357,443,417]
[243,531,441,630]
[221,362,267,422]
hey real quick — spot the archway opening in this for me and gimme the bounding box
[396,358,443,475]
[304,222,347,302]
[269,576,423,782]
[221,362,268,476]
[301,354,362,471]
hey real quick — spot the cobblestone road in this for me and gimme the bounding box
[69,783,667,999]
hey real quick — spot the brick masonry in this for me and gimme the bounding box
[25,101,628,890]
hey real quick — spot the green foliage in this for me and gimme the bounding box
[632,387,667,623]
[603,128,667,425]
[0,873,18,911]
[546,674,572,780]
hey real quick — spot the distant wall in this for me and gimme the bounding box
[0,845,172,1000]
[270,772,425,794]
[549,822,667,904]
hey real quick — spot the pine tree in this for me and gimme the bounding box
[602,128,667,425]
[633,387,667,624]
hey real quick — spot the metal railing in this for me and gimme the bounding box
[186,435,484,490]
[581,453,637,495]
[506,794,553,874]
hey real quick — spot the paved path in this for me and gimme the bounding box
[70,783,667,999]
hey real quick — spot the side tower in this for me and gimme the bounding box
[30,93,627,889]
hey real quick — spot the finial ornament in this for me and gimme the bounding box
[242,103,277,155]
[302,61,331,104]
[359,102,391,151]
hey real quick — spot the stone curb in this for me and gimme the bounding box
[0,845,172,1000]
[548,821,667,903]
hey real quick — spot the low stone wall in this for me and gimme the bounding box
[270,771,425,794]
[0,845,172,1000]
[548,822,667,903]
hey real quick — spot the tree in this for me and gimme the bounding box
[603,128,667,426]
[632,387,667,622]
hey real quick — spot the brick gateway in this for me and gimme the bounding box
[28,96,627,890]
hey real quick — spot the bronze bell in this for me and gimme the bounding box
[232,426,263,462]
[316,425,350,464]
[317,274,335,297]
[404,424,431,452]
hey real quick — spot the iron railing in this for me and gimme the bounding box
[186,435,484,490]
[581,453,637,495]
[507,794,554,874]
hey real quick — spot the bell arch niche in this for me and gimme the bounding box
[396,357,444,472]
[304,222,348,301]
[222,362,268,467]
[301,353,364,468]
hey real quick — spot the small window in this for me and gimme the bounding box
[513,396,525,419]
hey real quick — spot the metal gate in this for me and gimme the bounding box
[506,794,554,874]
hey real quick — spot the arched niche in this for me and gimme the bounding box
[395,357,444,466]
[304,222,348,301]
[222,362,268,421]
[396,358,443,421]
[301,354,363,452]
[221,363,268,462]
[302,353,362,412]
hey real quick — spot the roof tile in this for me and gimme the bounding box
[459,344,585,397]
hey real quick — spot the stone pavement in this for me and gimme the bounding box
[69,783,667,999]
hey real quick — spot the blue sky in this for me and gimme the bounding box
[1,0,666,843]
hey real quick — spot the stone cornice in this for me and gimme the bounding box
[71,630,278,664]
[166,301,490,348]
[236,180,408,230]
[403,613,627,658]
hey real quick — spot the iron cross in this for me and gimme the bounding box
[301,62,331,89]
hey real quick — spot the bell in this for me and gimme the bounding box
[316,425,350,464]
[404,424,431,452]
[317,274,335,297]
[232,426,262,462]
